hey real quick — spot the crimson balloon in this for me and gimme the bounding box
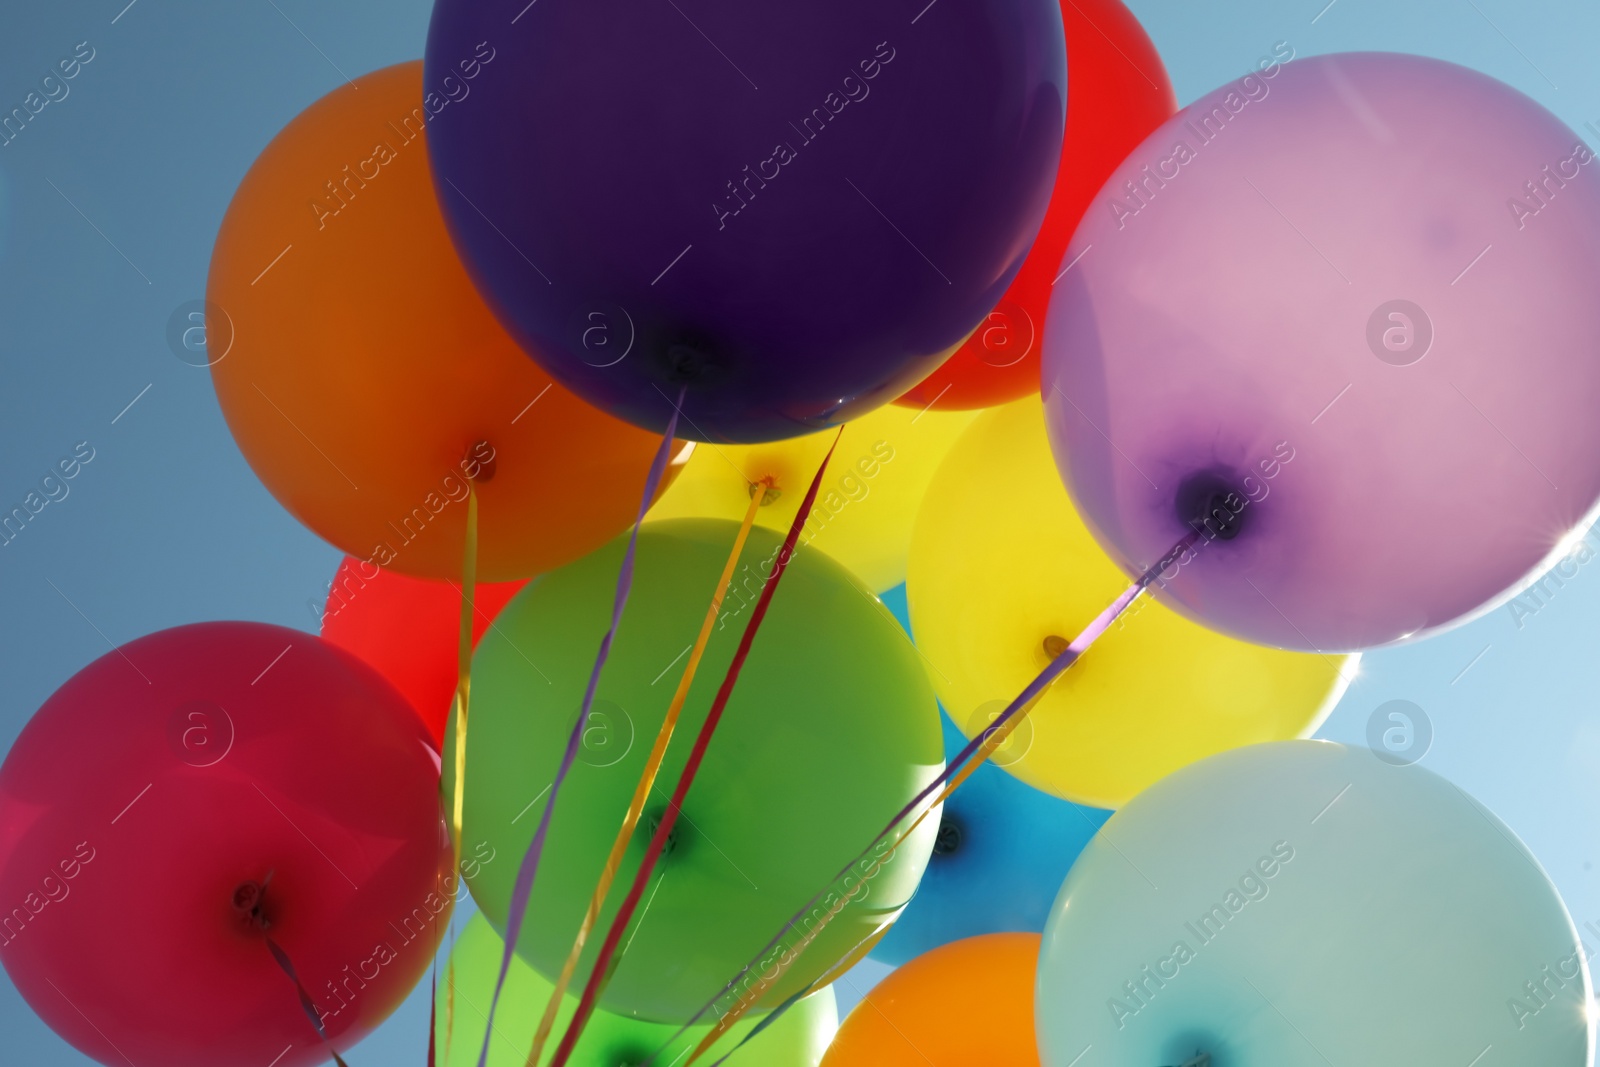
[0,622,453,1067]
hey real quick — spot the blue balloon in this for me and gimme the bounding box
[871,586,1109,964]
[879,583,913,633]
[872,586,1109,964]
[872,709,1110,966]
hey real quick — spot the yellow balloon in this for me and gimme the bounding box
[436,913,837,1067]
[907,398,1356,808]
[648,404,976,592]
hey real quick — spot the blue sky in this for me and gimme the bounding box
[2,0,1599,1061]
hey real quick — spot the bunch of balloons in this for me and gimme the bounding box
[5,1,1600,1065]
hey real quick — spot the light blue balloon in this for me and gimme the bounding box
[1037,740,1589,1067]
[872,711,1110,966]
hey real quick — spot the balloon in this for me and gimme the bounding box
[437,913,837,1066]
[208,62,687,581]
[908,398,1353,807]
[424,0,1067,442]
[319,556,528,746]
[0,622,452,1067]
[896,0,1175,411]
[822,934,1040,1067]
[1037,741,1590,1066]
[871,713,1108,966]
[648,404,976,592]
[1043,52,1600,652]
[447,519,943,1020]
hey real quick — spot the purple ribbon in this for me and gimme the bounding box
[473,390,685,1067]
[643,529,1202,1062]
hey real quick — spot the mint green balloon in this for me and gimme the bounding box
[448,519,942,1022]
[436,914,838,1067]
[1037,741,1590,1066]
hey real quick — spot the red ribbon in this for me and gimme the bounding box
[547,429,842,1067]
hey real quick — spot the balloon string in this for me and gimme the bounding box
[265,936,351,1066]
[442,484,478,1067]
[522,478,771,1067]
[432,854,462,1067]
[696,918,893,1067]
[452,484,479,846]
[702,983,811,1066]
[548,428,844,1067]
[684,685,1051,1066]
[427,972,438,1067]
[651,528,1204,1064]
[810,922,892,991]
[472,392,686,1067]
[239,871,351,1065]
[445,957,457,1060]
[427,888,440,1067]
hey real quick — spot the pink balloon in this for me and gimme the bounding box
[1044,51,1600,651]
[0,622,452,1067]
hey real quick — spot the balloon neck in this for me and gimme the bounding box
[747,476,781,506]
[232,875,274,932]
[932,813,962,856]
[664,343,711,384]
[1163,1053,1210,1067]
[1042,634,1070,659]
[1175,470,1247,542]
[465,440,497,482]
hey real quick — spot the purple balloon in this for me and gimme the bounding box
[425,0,1065,443]
[1043,52,1600,652]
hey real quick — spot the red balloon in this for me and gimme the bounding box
[0,622,453,1067]
[897,0,1175,411]
[319,557,529,747]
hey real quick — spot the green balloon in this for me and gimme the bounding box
[447,519,942,1021]
[1037,740,1590,1066]
[436,913,838,1067]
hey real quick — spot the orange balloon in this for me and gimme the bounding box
[208,61,688,580]
[821,934,1041,1067]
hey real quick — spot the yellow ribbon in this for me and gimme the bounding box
[452,484,479,849]
[441,483,479,1064]
[524,481,769,1067]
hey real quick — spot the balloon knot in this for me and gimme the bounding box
[664,343,710,383]
[748,476,781,506]
[232,875,273,931]
[932,813,963,856]
[465,440,497,482]
[1175,470,1246,542]
[1042,634,1070,659]
[645,811,680,858]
